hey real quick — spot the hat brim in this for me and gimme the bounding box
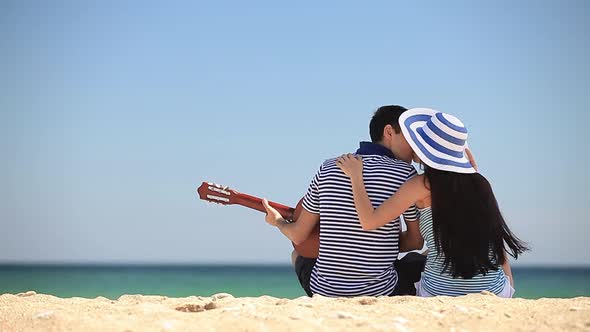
[399,108,476,174]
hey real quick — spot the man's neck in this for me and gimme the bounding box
[355,141,396,159]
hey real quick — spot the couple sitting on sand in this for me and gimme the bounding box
[262,105,528,298]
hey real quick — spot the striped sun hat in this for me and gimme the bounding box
[399,108,476,174]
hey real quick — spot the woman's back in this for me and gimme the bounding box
[418,207,508,296]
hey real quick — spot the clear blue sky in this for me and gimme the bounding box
[1,1,588,265]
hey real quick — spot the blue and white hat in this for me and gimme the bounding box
[399,108,476,174]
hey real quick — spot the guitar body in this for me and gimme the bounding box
[291,199,320,259]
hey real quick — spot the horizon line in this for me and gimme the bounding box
[0,261,589,269]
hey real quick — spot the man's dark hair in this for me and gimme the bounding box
[369,105,407,143]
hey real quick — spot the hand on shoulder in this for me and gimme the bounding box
[336,153,363,180]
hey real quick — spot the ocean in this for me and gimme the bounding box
[0,265,588,300]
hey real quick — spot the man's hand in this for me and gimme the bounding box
[336,153,363,181]
[262,199,284,227]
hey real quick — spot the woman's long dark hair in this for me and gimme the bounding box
[424,165,529,279]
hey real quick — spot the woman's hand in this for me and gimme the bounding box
[465,148,478,172]
[336,153,363,181]
[262,199,283,227]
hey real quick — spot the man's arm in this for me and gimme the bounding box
[262,199,319,245]
[399,219,424,252]
[265,163,322,244]
[399,203,423,252]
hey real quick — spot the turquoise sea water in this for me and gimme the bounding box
[0,265,588,300]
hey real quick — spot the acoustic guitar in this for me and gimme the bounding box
[196,182,319,258]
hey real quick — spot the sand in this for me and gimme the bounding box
[1,291,589,332]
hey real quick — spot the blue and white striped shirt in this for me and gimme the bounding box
[302,145,419,297]
[418,207,506,296]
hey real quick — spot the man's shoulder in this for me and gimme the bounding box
[318,157,341,172]
[362,155,415,174]
[315,155,415,178]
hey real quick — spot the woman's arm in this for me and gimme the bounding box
[501,251,514,287]
[337,154,429,230]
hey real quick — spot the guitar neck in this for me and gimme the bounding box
[233,192,295,220]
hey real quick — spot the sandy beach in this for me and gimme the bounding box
[1,291,589,332]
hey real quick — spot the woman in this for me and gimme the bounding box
[336,108,528,297]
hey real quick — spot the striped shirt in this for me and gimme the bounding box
[301,148,419,297]
[418,207,506,296]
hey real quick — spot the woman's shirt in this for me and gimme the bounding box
[418,207,507,296]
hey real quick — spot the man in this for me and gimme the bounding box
[263,105,424,297]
